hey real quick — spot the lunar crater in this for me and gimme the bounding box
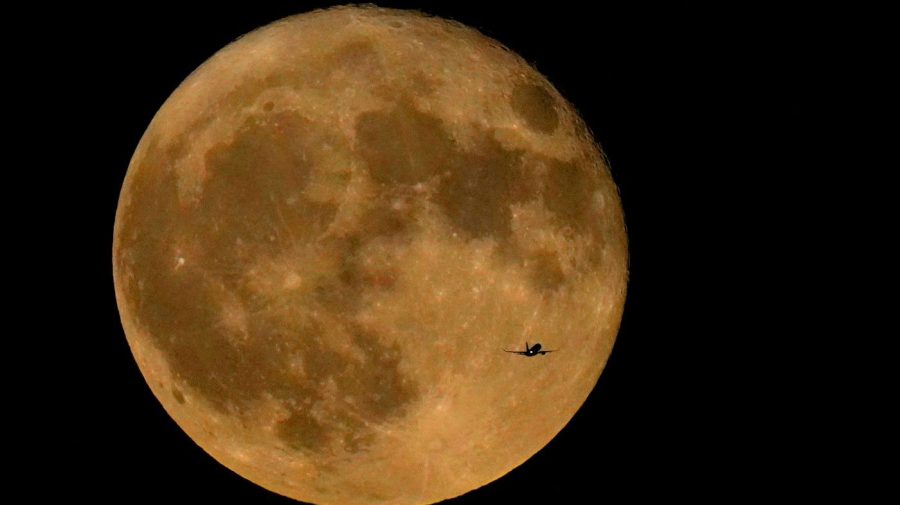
[511,82,560,134]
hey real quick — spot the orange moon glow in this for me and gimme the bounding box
[113,6,627,505]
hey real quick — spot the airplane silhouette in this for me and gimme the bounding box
[504,341,555,357]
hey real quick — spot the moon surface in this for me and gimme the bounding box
[113,6,627,505]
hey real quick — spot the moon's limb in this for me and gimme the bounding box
[113,6,627,505]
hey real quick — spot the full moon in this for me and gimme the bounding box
[113,6,627,505]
